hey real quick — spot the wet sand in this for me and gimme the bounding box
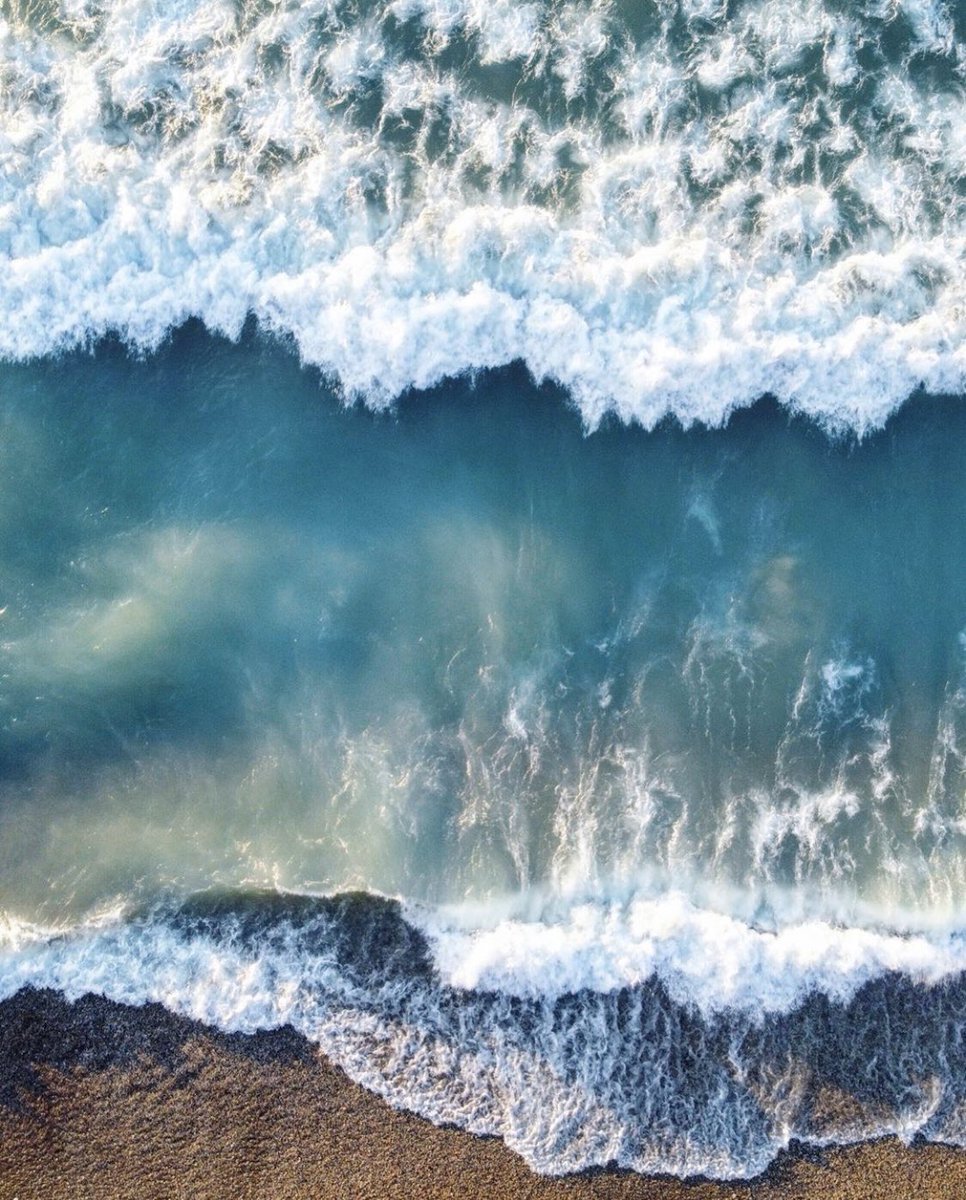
[1,988,964,1200]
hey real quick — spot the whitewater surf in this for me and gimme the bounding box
[3,0,966,1181]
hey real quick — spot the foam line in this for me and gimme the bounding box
[3,894,966,1178]
[2,1,966,428]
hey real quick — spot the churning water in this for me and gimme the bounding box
[4,0,966,1179]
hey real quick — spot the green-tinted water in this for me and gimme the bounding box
[1,325,964,927]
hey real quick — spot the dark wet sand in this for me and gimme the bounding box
[1,988,964,1200]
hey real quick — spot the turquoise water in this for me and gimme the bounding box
[3,326,966,1178]
[2,324,966,928]
[5,0,966,1179]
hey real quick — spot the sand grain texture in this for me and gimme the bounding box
[0,989,963,1200]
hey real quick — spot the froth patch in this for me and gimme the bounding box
[414,891,966,1014]
[3,895,966,1179]
[2,1,966,428]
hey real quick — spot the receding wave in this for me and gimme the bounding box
[4,891,966,1180]
[4,1,966,1168]
[3,0,966,427]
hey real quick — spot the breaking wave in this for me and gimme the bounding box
[3,0,966,427]
[4,891,966,1179]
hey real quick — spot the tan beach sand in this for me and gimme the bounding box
[1,988,963,1200]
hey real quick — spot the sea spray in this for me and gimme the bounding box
[3,892,966,1178]
[3,0,966,426]
[4,0,966,1179]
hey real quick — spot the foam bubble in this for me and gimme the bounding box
[413,888,966,1014]
[1,1,965,429]
[3,893,966,1178]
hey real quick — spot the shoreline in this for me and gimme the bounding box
[1,988,964,1199]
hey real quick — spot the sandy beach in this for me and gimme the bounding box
[0,988,963,1200]
[6,0,966,1194]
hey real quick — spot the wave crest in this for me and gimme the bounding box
[3,0,966,427]
[4,891,966,1179]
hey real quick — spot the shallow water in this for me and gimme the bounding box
[2,325,966,936]
[5,0,966,1179]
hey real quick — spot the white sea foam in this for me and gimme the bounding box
[4,886,966,1026]
[414,889,966,1014]
[3,890,966,1177]
[1,0,965,429]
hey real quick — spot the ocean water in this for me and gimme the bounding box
[3,0,966,1181]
